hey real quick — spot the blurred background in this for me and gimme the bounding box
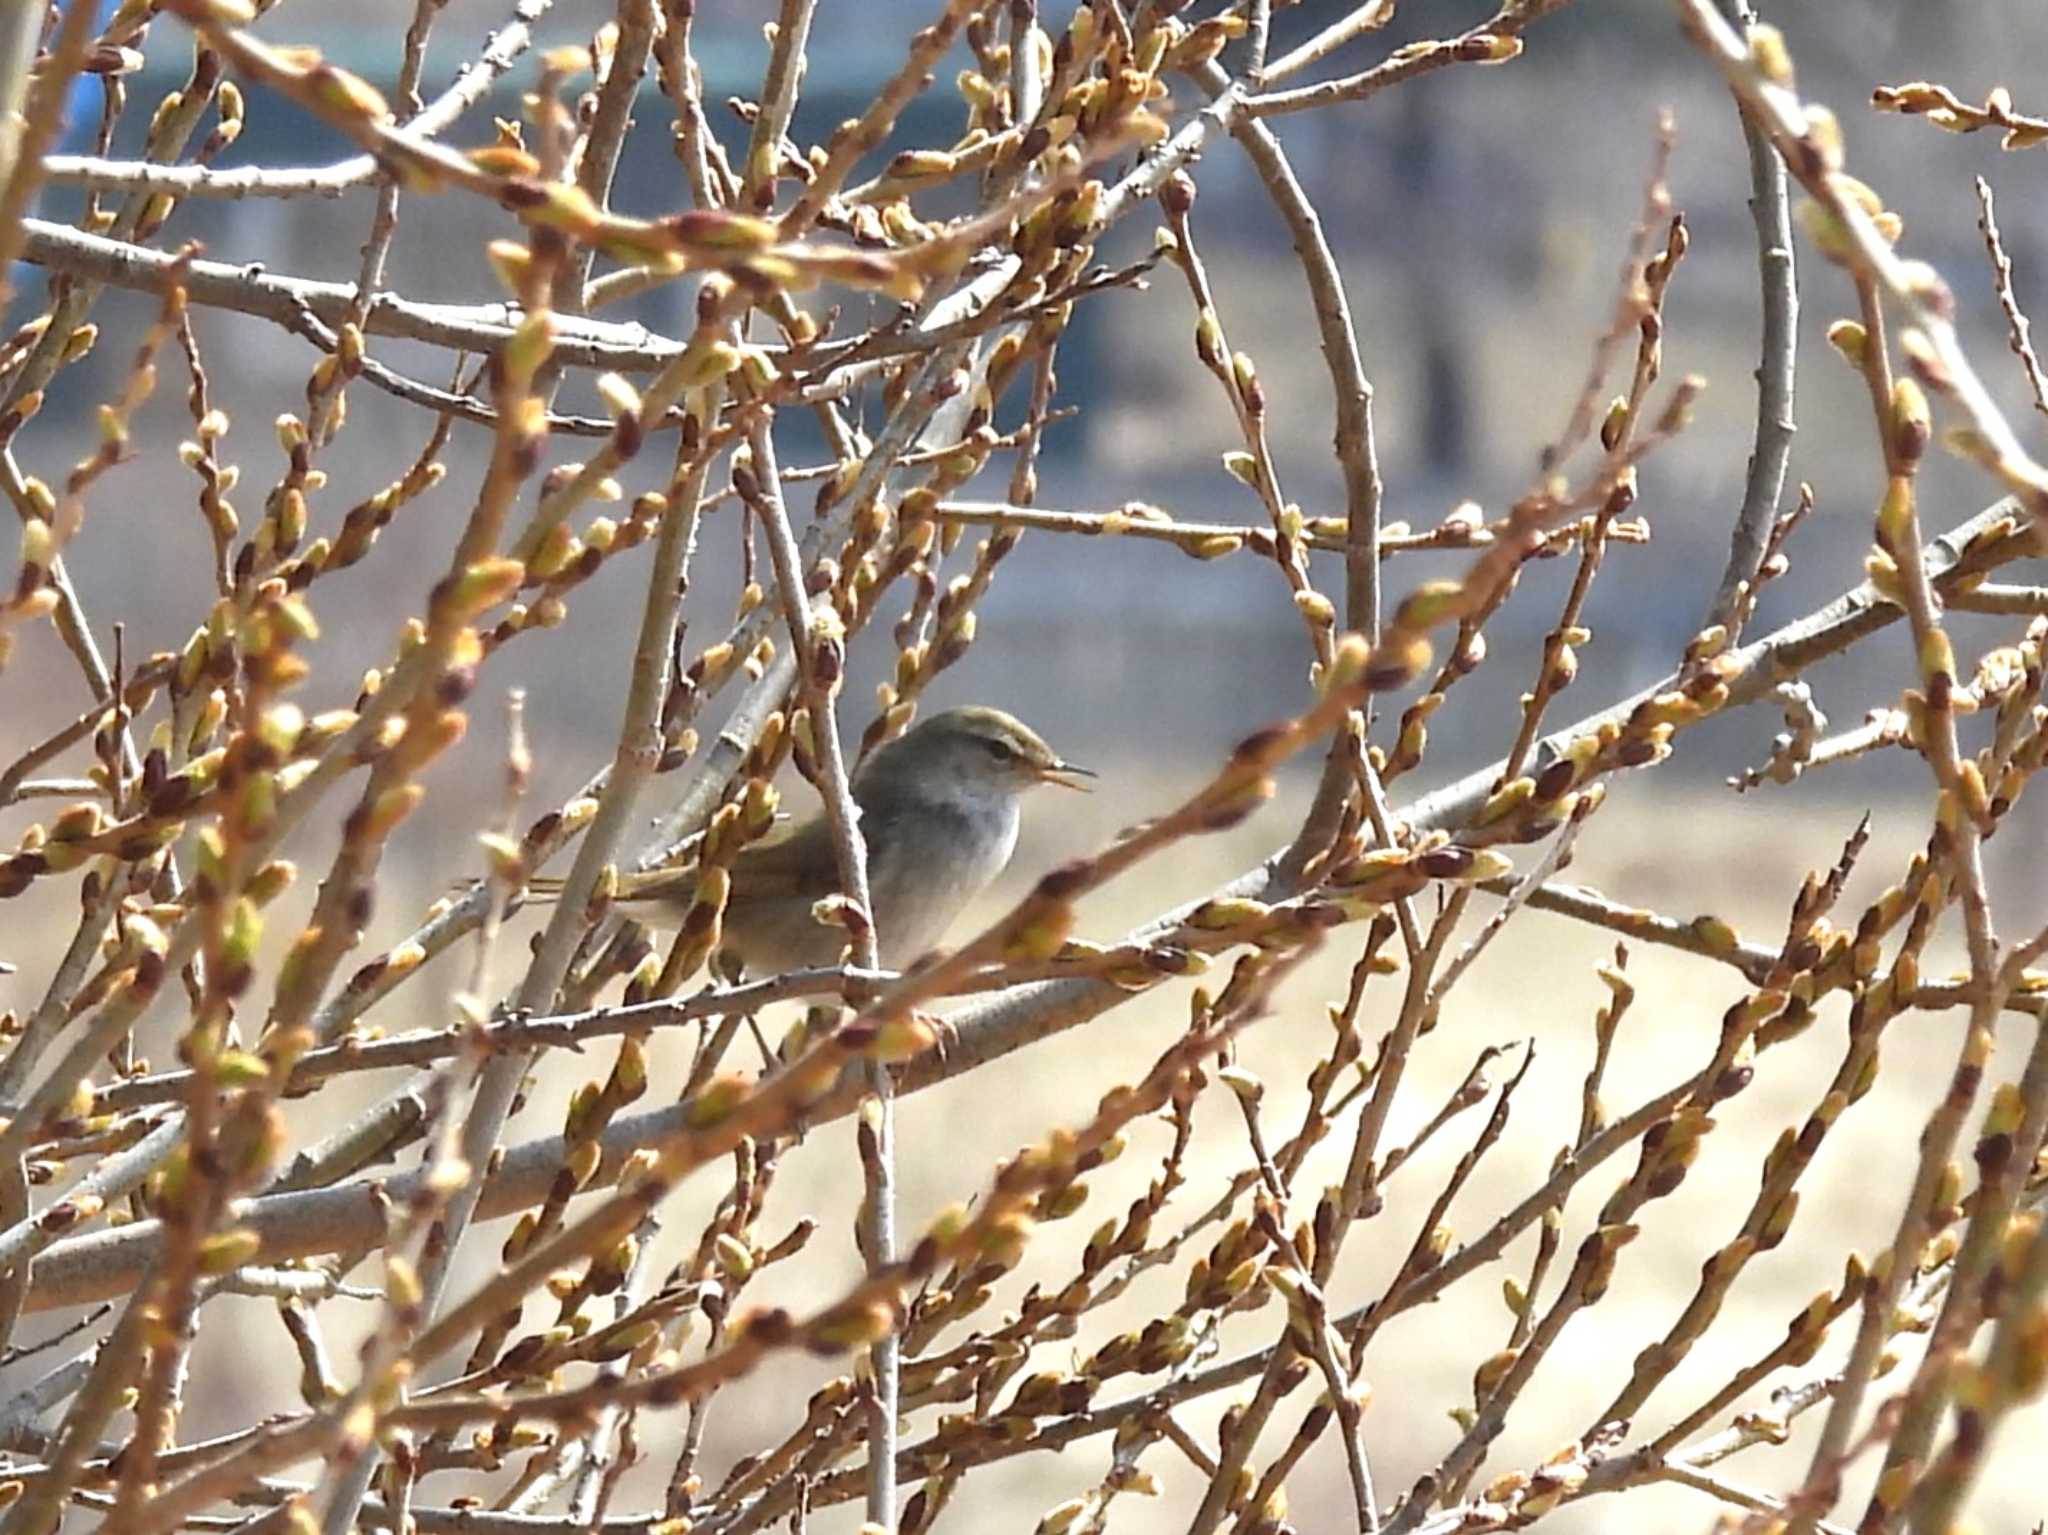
[5,1,2048,1531]
[16,3,2048,794]
[16,0,2048,815]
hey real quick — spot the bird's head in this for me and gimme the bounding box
[860,705,1094,804]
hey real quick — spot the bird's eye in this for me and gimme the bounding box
[983,738,1016,764]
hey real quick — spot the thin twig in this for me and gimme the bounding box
[1973,175,2048,420]
[1703,0,1798,636]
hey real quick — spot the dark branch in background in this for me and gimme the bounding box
[1973,175,2048,421]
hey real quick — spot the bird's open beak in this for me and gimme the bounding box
[1039,759,1096,793]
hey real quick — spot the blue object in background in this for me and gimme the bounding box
[56,1,124,151]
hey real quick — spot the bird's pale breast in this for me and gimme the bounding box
[719,786,1020,973]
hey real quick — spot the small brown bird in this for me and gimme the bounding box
[544,706,1091,973]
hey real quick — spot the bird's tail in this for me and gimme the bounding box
[525,867,698,904]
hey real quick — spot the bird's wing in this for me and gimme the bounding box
[523,810,846,914]
[723,813,841,905]
[525,865,700,904]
